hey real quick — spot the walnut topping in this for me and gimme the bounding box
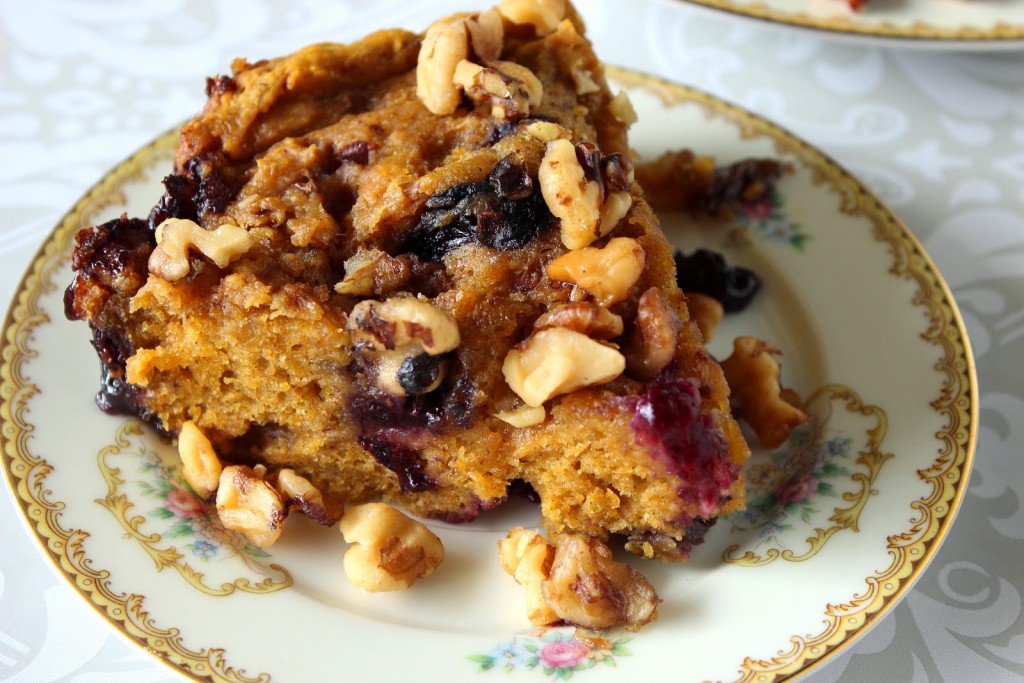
[720,336,808,449]
[416,11,506,116]
[624,287,682,380]
[539,139,634,250]
[347,296,460,396]
[502,327,625,406]
[335,248,410,297]
[499,528,660,630]
[497,0,568,36]
[467,9,504,61]
[340,502,444,592]
[452,59,542,121]
[546,237,646,307]
[526,120,568,142]
[541,534,660,631]
[494,404,547,428]
[609,91,638,125]
[417,17,471,116]
[348,296,460,354]
[177,420,222,500]
[539,139,602,250]
[533,302,623,339]
[216,465,287,548]
[570,65,600,95]
[148,218,253,282]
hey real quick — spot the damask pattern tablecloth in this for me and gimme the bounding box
[1,2,1021,681]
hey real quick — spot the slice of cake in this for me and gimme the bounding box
[65,0,751,561]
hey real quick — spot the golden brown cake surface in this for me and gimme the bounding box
[66,1,751,560]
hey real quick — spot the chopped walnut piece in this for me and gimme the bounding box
[452,59,542,120]
[177,420,222,500]
[720,336,808,449]
[498,527,559,625]
[494,404,547,428]
[533,302,623,339]
[542,534,660,631]
[570,64,600,95]
[496,0,567,36]
[539,138,602,250]
[466,9,504,61]
[502,327,625,407]
[148,218,253,282]
[340,502,444,592]
[546,237,645,307]
[335,248,410,297]
[499,529,660,630]
[274,469,343,526]
[416,10,506,116]
[525,120,567,142]
[417,17,471,116]
[624,287,682,381]
[609,91,638,125]
[347,296,460,396]
[216,465,287,548]
[684,291,724,342]
[539,139,634,250]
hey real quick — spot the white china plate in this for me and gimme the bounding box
[677,0,1024,49]
[0,68,976,682]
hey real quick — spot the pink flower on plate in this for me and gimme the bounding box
[776,475,819,506]
[166,488,206,519]
[742,200,774,222]
[539,639,588,670]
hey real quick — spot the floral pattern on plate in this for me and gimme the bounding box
[724,385,892,565]
[96,421,292,596]
[469,629,633,679]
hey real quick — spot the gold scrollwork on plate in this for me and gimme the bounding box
[96,420,293,596]
[607,70,975,679]
[724,384,892,566]
[680,0,1024,42]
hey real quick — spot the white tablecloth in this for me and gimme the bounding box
[1,2,1021,681]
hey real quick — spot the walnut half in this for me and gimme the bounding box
[340,503,444,592]
[720,335,808,448]
[498,528,660,630]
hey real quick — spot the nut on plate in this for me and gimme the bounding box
[498,527,559,625]
[216,465,287,548]
[275,468,343,526]
[416,10,505,116]
[340,502,444,592]
[720,335,808,449]
[452,59,543,121]
[177,420,222,499]
[532,302,623,340]
[498,528,660,630]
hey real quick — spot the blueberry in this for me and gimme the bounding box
[396,353,444,395]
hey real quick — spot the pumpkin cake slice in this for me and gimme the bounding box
[65,0,751,561]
